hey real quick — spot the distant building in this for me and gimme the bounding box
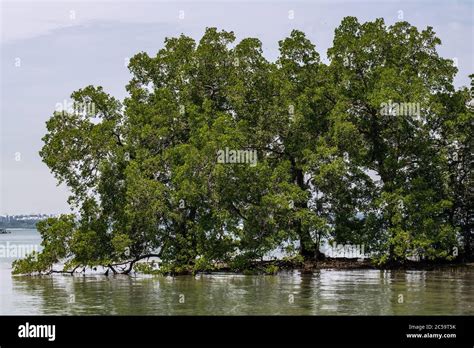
[0,214,56,228]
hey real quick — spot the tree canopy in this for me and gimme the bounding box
[13,17,473,275]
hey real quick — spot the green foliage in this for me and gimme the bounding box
[12,251,43,275]
[133,261,161,275]
[13,18,472,275]
[13,215,76,274]
[282,254,305,266]
[229,255,253,272]
[264,264,279,275]
[193,257,216,273]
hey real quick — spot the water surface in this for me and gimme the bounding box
[1,229,473,315]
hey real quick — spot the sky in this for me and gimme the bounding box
[0,0,473,215]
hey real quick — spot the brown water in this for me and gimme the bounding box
[1,229,473,315]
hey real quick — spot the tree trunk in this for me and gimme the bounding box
[291,161,317,260]
[462,223,472,262]
[298,223,316,260]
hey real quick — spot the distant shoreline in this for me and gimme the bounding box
[0,224,38,230]
[0,227,38,230]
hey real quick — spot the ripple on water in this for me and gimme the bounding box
[1,233,473,316]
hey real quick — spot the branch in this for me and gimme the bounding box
[122,253,161,275]
[229,202,248,221]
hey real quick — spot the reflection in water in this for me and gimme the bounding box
[1,230,473,315]
[4,269,474,315]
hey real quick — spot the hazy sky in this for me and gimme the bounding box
[0,0,473,215]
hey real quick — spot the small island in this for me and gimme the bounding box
[11,18,473,278]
